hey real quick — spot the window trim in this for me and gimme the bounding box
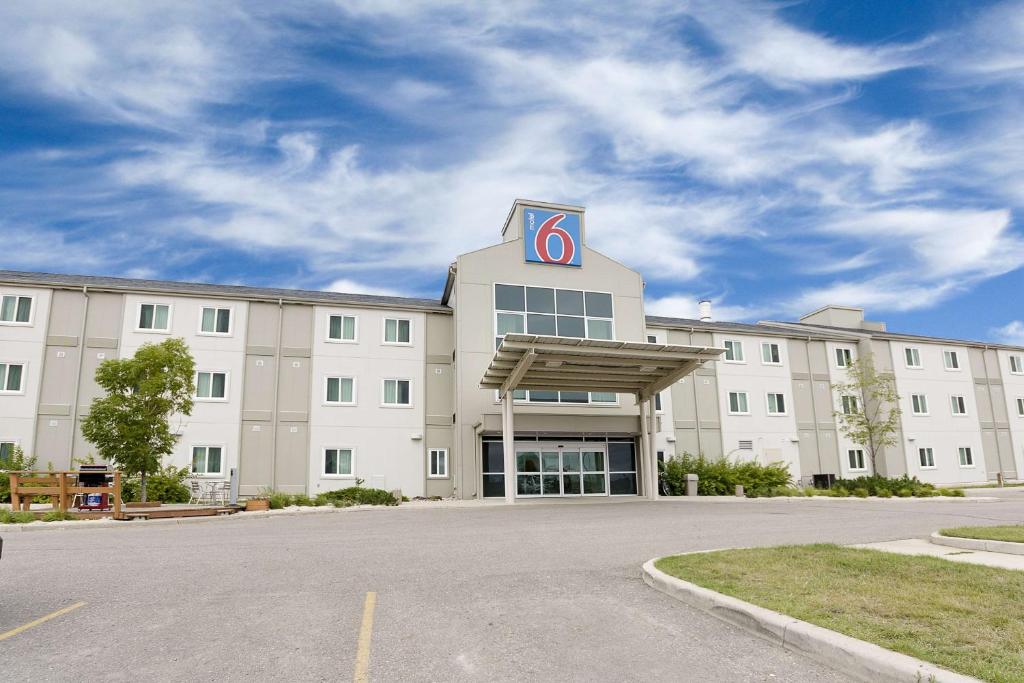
[197,305,233,337]
[428,447,449,479]
[323,446,356,478]
[382,317,413,346]
[950,394,968,417]
[760,342,782,366]
[1016,397,1024,417]
[326,313,359,344]
[942,349,961,372]
[841,394,860,415]
[765,392,787,416]
[722,339,746,364]
[0,361,27,395]
[1010,355,1024,375]
[911,393,929,416]
[194,370,229,402]
[727,391,750,416]
[0,439,21,465]
[918,446,936,469]
[835,347,853,369]
[847,448,867,472]
[958,446,975,468]
[324,375,357,406]
[904,347,922,369]
[381,377,413,408]
[0,293,34,326]
[190,443,226,477]
[135,302,173,333]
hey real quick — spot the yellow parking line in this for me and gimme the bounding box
[353,592,377,683]
[0,601,86,642]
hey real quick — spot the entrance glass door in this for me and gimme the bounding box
[516,444,607,497]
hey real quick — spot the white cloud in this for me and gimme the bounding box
[644,294,763,322]
[993,320,1024,345]
[326,278,407,297]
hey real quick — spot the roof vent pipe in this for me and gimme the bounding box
[698,299,712,322]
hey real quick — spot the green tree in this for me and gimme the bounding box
[81,338,195,502]
[831,355,902,474]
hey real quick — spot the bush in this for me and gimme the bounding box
[896,488,913,498]
[121,464,191,503]
[876,488,892,498]
[661,453,791,497]
[939,488,965,497]
[832,474,935,498]
[0,509,37,524]
[41,510,76,522]
[315,486,398,506]
[0,445,39,503]
[268,492,293,510]
[833,487,850,498]
[915,488,938,497]
[291,494,315,507]
[853,487,870,498]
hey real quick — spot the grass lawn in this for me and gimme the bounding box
[656,545,1024,682]
[941,525,1024,543]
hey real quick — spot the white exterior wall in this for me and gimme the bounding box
[308,306,426,497]
[0,286,51,459]
[714,333,801,480]
[997,349,1024,476]
[646,328,676,458]
[891,341,986,485]
[824,341,871,478]
[119,294,247,480]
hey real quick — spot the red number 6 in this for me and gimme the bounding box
[535,213,575,264]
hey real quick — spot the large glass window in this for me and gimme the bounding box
[482,441,505,497]
[608,442,637,495]
[494,284,615,403]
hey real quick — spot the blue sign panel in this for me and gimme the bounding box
[524,207,582,267]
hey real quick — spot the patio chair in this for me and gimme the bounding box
[188,480,206,505]
[211,482,229,506]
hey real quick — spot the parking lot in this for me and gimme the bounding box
[3,493,1024,681]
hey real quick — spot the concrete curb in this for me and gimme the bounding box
[642,557,979,683]
[930,531,1024,555]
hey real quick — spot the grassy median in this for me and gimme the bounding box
[656,545,1024,682]
[940,525,1024,543]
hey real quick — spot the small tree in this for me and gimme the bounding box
[81,338,195,502]
[832,355,902,474]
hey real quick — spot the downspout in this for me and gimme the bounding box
[68,286,90,463]
[271,298,283,490]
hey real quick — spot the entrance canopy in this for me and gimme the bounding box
[481,333,725,400]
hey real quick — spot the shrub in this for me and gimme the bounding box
[896,488,913,497]
[833,474,937,498]
[0,445,39,503]
[121,464,191,503]
[833,487,850,498]
[853,487,870,498]
[315,486,398,506]
[291,494,315,507]
[0,509,37,524]
[41,510,76,522]
[876,488,892,498]
[333,500,355,508]
[661,453,791,497]
[915,488,938,497]
[268,492,293,509]
[939,488,965,497]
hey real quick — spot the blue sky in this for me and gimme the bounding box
[1,1,1023,342]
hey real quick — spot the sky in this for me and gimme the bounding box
[1,0,1023,342]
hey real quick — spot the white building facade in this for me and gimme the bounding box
[1,200,1021,495]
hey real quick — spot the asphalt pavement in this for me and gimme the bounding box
[3,495,1023,681]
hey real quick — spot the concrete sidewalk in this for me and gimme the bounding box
[852,538,1024,571]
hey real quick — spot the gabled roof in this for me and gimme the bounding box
[0,270,451,314]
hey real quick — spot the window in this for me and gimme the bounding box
[0,363,25,393]
[835,348,852,368]
[723,340,744,362]
[904,347,921,368]
[324,448,354,476]
[943,350,960,370]
[950,395,967,416]
[325,377,355,405]
[494,284,614,402]
[0,295,32,324]
[1017,398,1024,417]
[848,449,866,471]
[918,447,935,468]
[0,441,16,465]
[647,335,658,343]
[760,342,781,365]
[199,307,231,335]
[766,392,787,415]
[958,447,974,467]
[728,391,749,414]
[191,446,223,476]
[328,314,357,342]
[841,395,860,415]
[137,303,170,331]
[195,371,227,400]
[428,448,448,478]
[654,392,662,412]
[911,393,929,415]
[383,378,411,406]
[1011,355,1024,375]
[384,318,411,344]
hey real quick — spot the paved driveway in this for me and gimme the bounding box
[3,496,1023,681]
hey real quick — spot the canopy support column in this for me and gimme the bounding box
[639,395,654,500]
[502,390,515,503]
[648,395,658,499]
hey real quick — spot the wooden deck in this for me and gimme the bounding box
[22,504,240,521]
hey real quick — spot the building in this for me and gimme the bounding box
[1,200,1022,498]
